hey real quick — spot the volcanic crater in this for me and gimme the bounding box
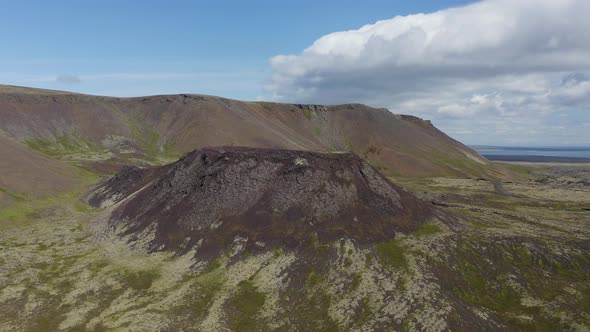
[90,147,432,255]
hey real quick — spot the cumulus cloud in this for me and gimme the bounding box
[266,0,590,144]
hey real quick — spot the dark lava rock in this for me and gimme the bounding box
[89,147,432,255]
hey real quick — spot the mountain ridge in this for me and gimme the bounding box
[0,84,507,202]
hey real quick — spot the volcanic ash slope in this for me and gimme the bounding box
[90,146,432,256]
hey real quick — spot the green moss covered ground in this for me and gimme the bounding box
[1,165,588,330]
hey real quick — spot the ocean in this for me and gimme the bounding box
[471,146,590,163]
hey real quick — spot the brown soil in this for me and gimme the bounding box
[0,134,78,199]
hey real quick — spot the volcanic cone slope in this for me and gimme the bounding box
[90,147,432,255]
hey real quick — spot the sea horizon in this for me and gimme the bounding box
[471,145,590,163]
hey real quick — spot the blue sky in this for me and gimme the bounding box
[0,0,473,98]
[1,0,589,145]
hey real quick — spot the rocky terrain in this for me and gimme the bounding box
[0,86,588,331]
[89,147,432,257]
[1,158,588,331]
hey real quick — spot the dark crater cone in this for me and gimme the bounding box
[89,147,432,255]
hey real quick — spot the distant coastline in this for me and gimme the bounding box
[471,146,590,163]
[483,155,590,163]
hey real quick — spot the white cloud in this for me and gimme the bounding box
[56,74,81,84]
[266,0,590,145]
[25,72,251,83]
